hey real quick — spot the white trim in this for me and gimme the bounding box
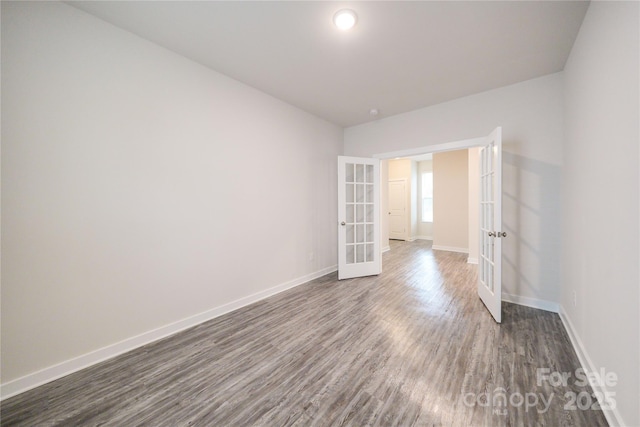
[431,245,469,254]
[414,235,433,241]
[558,306,625,427]
[0,265,338,401]
[502,293,559,313]
[467,257,478,264]
[382,245,391,253]
[373,136,486,160]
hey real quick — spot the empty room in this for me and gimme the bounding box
[1,1,638,426]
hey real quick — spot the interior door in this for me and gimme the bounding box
[338,156,381,280]
[478,127,504,323]
[388,179,407,240]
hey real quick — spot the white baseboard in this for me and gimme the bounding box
[382,245,391,253]
[502,293,559,313]
[431,245,469,254]
[467,257,478,264]
[0,264,338,401]
[501,298,624,425]
[558,306,625,427]
[414,235,433,241]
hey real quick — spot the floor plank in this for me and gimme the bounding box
[1,240,608,426]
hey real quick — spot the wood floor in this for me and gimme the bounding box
[1,240,607,426]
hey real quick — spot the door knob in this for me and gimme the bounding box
[341,221,346,226]
[488,231,496,237]
[500,231,507,238]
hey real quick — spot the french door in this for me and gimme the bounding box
[478,127,504,323]
[337,156,381,280]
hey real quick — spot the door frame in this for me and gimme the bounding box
[373,135,490,246]
[373,132,502,318]
[373,136,487,160]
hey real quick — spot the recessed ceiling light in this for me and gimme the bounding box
[333,9,357,31]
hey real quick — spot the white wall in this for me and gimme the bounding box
[468,148,480,263]
[345,73,564,307]
[388,159,413,181]
[433,150,469,252]
[1,1,342,388]
[417,160,433,240]
[562,2,639,425]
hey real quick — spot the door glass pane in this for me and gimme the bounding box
[366,224,373,242]
[356,204,364,222]
[366,243,374,261]
[346,163,354,182]
[483,148,487,172]
[366,204,374,222]
[482,258,487,286]
[346,225,354,244]
[365,184,373,203]
[356,224,364,243]
[490,145,494,168]
[489,258,493,291]
[366,165,374,183]
[488,203,493,231]
[356,184,364,203]
[346,183,354,203]
[346,245,355,264]
[356,244,365,263]
[483,201,487,229]
[346,204,354,224]
[356,164,364,183]
[490,173,494,202]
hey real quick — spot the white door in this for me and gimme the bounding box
[338,156,381,280]
[478,127,504,323]
[388,179,407,240]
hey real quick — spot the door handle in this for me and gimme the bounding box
[488,231,496,237]
[340,221,346,226]
[488,231,507,238]
[499,231,507,238]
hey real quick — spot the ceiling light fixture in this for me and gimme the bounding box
[333,9,357,31]
[369,108,379,116]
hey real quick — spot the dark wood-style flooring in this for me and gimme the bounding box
[1,240,607,426]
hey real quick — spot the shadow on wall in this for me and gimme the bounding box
[502,150,562,305]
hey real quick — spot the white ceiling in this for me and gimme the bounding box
[68,1,589,127]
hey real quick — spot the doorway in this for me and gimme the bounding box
[385,150,477,258]
[371,129,504,322]
[388,179,408,240]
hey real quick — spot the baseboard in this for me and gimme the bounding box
[382,245,391,253]
[502,297,624,424]
[467,257,478,264]
[0,264,338,401]
[558,306,625,427]
[414,235,433,241]
[431,245,469,254]
[502,293,559,313]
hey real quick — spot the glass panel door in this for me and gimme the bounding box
[338,157,380,279]
[478,127,503,323]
